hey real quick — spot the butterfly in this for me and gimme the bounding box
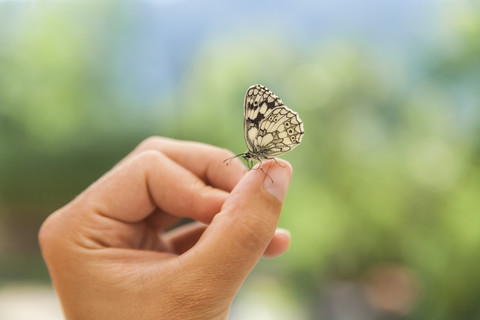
[224,84,304,181]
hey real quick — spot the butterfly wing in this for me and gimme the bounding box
[244,84,285,152]
[243,84,304,159]
[256,105,304,157]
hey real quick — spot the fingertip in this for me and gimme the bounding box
[221,159,292,212]
[263,228,291,258]
[275,227,291,239]
[262,160,292,202]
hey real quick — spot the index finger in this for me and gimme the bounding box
[121,137,247,191]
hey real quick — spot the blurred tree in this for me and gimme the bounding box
[176,6,480,318]
[0,1,176,283]
[1,1,480,318]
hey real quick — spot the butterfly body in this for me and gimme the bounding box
[225,84,304,179]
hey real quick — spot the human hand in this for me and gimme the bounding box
[39,137,292,319]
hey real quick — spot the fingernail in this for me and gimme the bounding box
[263,162,292,201]
[275,228,291,239]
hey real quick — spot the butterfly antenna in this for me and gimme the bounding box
[223,153,245,166]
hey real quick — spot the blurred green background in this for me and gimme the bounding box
[1,0,480,319]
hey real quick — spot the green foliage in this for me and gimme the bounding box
[176,13,480,319]
[2,1,480,318]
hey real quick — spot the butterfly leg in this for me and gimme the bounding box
[272,157,286,168]
[247,159,275,182]
[258,161,274,183]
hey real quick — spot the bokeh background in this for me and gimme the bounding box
[1,0,480,319]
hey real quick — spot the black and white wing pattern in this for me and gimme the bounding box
[243,84,304,164]
[224,84,304,180]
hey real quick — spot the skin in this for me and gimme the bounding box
[39,137,292,320]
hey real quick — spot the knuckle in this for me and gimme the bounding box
[137,149,164,160]
[236,220,273,254]
[38,211,63,257]
[216,148,238,164]
[136,136,171,151]
[218,147,235,158]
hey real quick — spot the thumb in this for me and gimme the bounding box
[184,159,292,291]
